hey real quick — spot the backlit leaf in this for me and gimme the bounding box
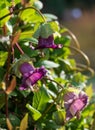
[85,84,93,99]
[20,8,43,23]
[32,85,51,112]
[0,51,8,66]
[52,110,65,125]
[0,8,10,26]
[36,60,59,68]
[26,104,41,121]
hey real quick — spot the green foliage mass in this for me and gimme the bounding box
[0,0,94,130]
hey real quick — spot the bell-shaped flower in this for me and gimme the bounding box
[36,35,62,49]
[19,62,47,90]
[63,90,88,121]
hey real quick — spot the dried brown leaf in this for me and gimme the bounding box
[12,31,21,46]
[6,118,13,130]
[6,76,16,94]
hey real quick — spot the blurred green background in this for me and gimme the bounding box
[41,0,95,87]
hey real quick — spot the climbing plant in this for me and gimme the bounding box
[0,0,95,130]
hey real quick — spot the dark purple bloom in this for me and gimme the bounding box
[36,35,62,49]
[19,62,47,90]
[63,91,88,121]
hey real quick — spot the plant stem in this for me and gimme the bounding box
[90,112,95,130]
[5,46,12,118]
[5,94,8,117]
[76,63,94,77]
[45,77,63,89]
[15,42,24,54]
[64,45,90,67]
[66,29,80,49]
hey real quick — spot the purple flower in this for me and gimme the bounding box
[36,35,62,49]
[19,62,47,90]
[63,91,88,121]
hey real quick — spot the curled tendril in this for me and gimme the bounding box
[64,45,90,67]
[0,6,46,22]
[66,29,80,49]
[45,77,63,89]
[60,26,80,49]
[76,63,95,77]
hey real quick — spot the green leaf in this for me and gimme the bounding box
[20,8,43,23]
[14,0,20,4]
[20,30,34,39]
[36,60,59,68]
[0,51,8,66]
[71,72,87,88]
[55,35,71,46]
[26,104,42,121]
[20,113,28,130]
[58,58,73,71]
[20,89,31,98]
[49,21,59,32]
[32,85,51,112]
[20,37,38,44]
[33,0,43,10]
[44,13,58,21]
[0,8,10,26]
[21,45,38,57]
[52,110,65,125]
[85,84,93,100]
[9,114,20,127]
[33,22,59,38]
[40,23,57,38]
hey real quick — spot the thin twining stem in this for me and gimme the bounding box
[60,27,80,49]
[4,43,12,118]
[45,77,63,89]
[64,45,90,67]
[76,63,94,77]
[66,29,80,49]
[0,6,46,22]
[15,42,24,54]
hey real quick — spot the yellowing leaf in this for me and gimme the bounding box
[6,118,13,130]
[0,82,6,90]
[20,113,28,130]
[85,84,93,99]
[57,126,65,130]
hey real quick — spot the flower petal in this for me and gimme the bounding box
[26,66,47,86]
[36,35,62,49]
[19,62,34,76]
